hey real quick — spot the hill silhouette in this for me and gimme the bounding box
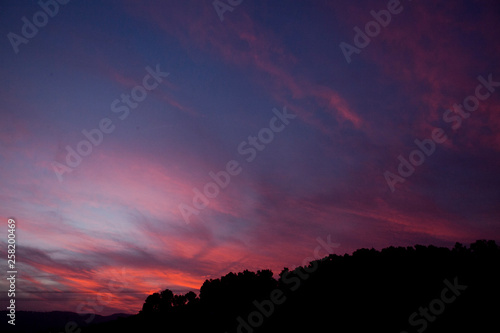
[0,311,131,333]
[33,240,500,332]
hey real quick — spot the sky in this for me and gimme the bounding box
[1,0,499,316]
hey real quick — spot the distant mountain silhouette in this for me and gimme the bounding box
[11,240,500,333]
[0,311,131,333]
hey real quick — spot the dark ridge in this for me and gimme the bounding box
[9,240,500,333]
[0,311,131,333]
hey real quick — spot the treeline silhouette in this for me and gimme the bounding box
[81,240,499,333]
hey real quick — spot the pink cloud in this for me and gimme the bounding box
[122,1,363,135]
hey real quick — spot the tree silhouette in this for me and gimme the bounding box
[84,240,500,333]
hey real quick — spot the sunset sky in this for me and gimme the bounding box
[1,0,499,315]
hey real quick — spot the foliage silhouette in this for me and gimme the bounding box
[80,240,499,333]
